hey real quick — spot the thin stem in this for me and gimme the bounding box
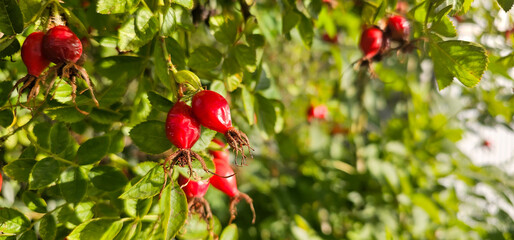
[26,132,78,166]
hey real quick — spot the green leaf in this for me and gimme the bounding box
[59,167,88,203]
[178,214,219,239]
[297,14,313,47]
[160,184,188,240]
[18,0,40,24]
[96,0,140,14]
[19,146,36,159]
[29,157,60,189]
[0,109,13,127]
[234,44,257,73]
[89,108,123,124]
[166,37,186,70]
[497,0,514,11]
[175,70,202,90]
[0,37,20,58]
[119,165,164,199]
[3,159,36,182]
[446,0,473,13]
[89,166,128,192]
[241,86,255,125]
[39,214,57,240]
[173,0,194,9]
[282,10,300,34]
[45,105,86,123]
[21,191,47,213]
[191,127,217,152]
[19,229,37,240]
[430,15,456,37]
[188,46,223,70]
[49,122,70,155]
[247,34,265,48]
[118,7,159,51]
[0,0,23,35]
[430,40,488,90]
[77,136,110,165]
[129,120,172,154]
[255,94,277,138]
[209,15,238,45]
[161,6,176,36]
[153,41,173,90]
[96,56,145,82]
[0,81,12,107]
[124,197,152,217]
[67,218,124,240]
[107,130,125,154]
[0,208,30,234]
[147,91,173,112]
[58,202,94,229]
[33,122,51,149]
[373,0,387,23]
[220,224,238,240]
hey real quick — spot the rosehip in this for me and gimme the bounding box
[386,15,410,41]
[178,174,213,221]
[210,159,238,198]
[210,158,255,223]
[21,32,50,77]
[42,26,82,63]
[0,173,3,193]
[192,90,253,162]
[178,174,210,199]
[192,90,232,133]
[307,104,328,122]
[359,27,383,59]
[166,101,201,149]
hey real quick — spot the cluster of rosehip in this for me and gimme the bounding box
[163,90,254,223]
[359,15,411,64]
[13,25,97,114]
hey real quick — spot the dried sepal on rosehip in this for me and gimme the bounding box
[191,90,254,165]
[42,25,98,114]
[10,32,51,107]
[210,158,256,224]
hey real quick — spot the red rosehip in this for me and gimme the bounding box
[210,159,238,197]
[42,26,83,63]
[0,173,3,193]
[192,90,232,133]
[210,158,256,223]
[307,104,328,122]
[21,32,50,77]
[178,174,210,199]
[165,101,201,149]
[359,27,383,59]
[192,90,253,161]
[386,15,410,41]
